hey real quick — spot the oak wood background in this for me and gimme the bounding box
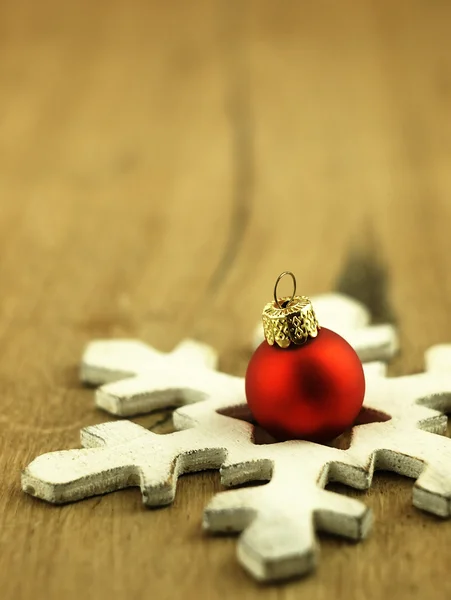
[1,1,451,598]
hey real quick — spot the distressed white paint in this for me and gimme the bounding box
[22,344,451,582]
[21,297,451,583]
[80,338,218,387]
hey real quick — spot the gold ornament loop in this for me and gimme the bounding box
[262,272,320,348]
[273,271,297,309]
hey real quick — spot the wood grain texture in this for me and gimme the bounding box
[1,0,451,598]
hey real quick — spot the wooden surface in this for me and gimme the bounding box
[1,1,451,598]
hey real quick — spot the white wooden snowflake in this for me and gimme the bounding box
[21,295,451,583]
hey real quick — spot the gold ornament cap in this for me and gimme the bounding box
[262,271,320,348]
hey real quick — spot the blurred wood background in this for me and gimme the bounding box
[1,0,451,598]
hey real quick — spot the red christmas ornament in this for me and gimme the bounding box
[245,272,365,442]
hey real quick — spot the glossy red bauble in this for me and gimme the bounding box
[245,328,365,442]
